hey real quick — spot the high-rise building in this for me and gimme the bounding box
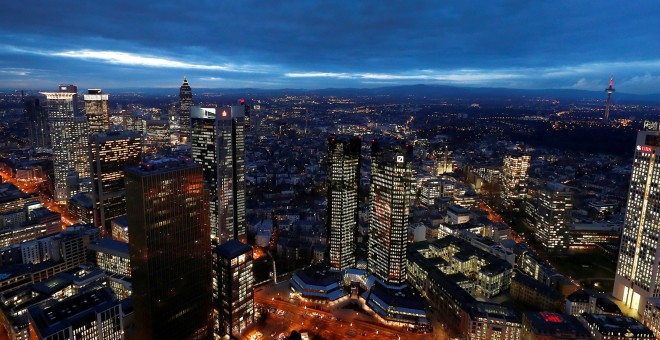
[327,135,361,270]
[614,130,660,312]
[126,159,212,339]
[83,89,110,134]
[90,131,142,233]
[535,183,573,253]
[41,85,91,203]
[368,139,413,286]
[179,77,193,136]
[23,95,50,148]
[213,239,254,338]
[501,152,531,203]
[191,105,246,243]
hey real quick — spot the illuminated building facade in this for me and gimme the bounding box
[89,238,131,278]
[179,77,193,136]
[27,287,122,340]
[191,105,246,243]
[89,131,142,232]
[535,183,573,253]
[368,139,413,286]
[41,85,91,203]
[213,239,254,338]
[83,89,110,134]
[501,152,531,203]
[614,131,660,312]
[327,135,361,270]
[126,159,212,339]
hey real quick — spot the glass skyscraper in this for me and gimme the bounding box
[191,105,246,243]
[125,159,212,339]
[614,130,660,312]
[89,131,142,233]
[179,77,193,136]
[41,85,91,203]
[327,135,361,270]
[368,139,413,286]
[83,89,110,134]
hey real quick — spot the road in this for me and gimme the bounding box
[0,169,76,228]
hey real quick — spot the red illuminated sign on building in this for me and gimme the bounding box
[640,146,653,153]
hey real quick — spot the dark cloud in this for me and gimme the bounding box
[0,1,659,93]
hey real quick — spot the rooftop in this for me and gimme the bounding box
[214,239,252,259]
[28,288,118,338]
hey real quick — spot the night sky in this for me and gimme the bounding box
[1,1,659,93]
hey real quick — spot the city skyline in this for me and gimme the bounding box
[1,1,659,93]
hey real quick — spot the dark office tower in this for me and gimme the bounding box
[327,135,361,270]
[536,183,572,253]
[191,106,246,243]
[604,75,616,122]
[179,77,193,136]
[89,131,142,233]
[126,159,212,339]
[41,85,91,204]
[614,131,660,312]
[24,96,50,148]
[239,99,251,129]
[213,240,254,338]
[83,89,110,134]
[368,139,413,286]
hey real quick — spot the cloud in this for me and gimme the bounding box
[199,77,225,81]
[51,49,253,72]
[0,68,31,76]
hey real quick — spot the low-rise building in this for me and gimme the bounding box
[511,272,563,311]
[522,311,590,340]
[579,314,654,340]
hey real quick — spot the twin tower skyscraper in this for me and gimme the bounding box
[328,136,413,287]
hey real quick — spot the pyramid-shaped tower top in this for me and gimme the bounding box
[182,76,189,86]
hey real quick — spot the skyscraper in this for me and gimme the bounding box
[327,135,361,270]
[179,77,193,136]
[83,89,110,134]
[126,159,212,339]
[613,130,660,312]
[213,239,254,338]
[89,131,142,233]
[23,95,50,148]
[535,183,572,253]
[604,75,615,122]
[191,105,246,243]
[501,152,531,204]
[41,85,91,203]
[368,139,413,286]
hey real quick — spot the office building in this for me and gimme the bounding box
[89,131,141,232]
[89,238,131,278]
[501,152,531,203]
[24,95,50,148]
[41,85,91,203]
[27,287,122,340]
[535,183,573,253]
[191,105,246,243]
[179,77,193,136]
[613,131,660,311]
[213,240,254,338]
[368,139,412,286]
[125,158,212,339]
[579,314,654,339]
[521,312,590,340]
[83,89,110,134]
[327,135,361,270]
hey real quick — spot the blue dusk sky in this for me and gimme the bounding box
[1,1,659,93]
